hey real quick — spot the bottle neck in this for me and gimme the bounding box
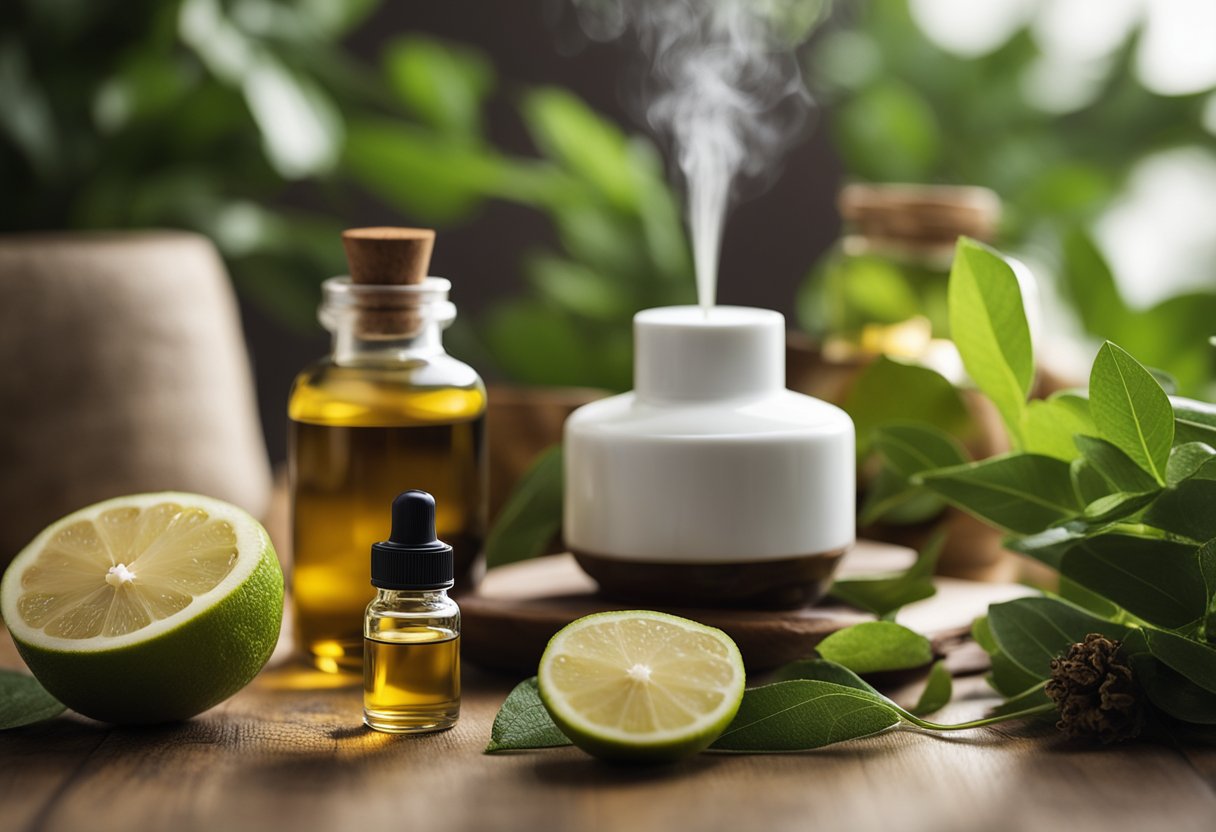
[331,320,445,365]
[374,588,451,605]
[318,276,456,366]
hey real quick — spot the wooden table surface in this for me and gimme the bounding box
[2,623,1213,832]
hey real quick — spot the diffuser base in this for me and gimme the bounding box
[572,548,848,610]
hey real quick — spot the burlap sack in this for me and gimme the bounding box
[0,231,272,566]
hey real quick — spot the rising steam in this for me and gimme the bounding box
[571,0,817,309]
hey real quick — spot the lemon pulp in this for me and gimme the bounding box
[15,503,239,640]
[538,611,745,760]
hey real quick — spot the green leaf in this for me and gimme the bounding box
[711,681,900,752]
[1143,479,1216,543]
[242,56,344,179]
[1115,295,1216,400]
[0,670,65,730]
[987,597,1126,679]
[918,454,1081,534]
[1058,535,1205,630]
[1070,459,1112,505]
[299,0,379,36]
[547,201,653,280]
[483,300,598,387]
[1147,367,1181,397]
[525,255,632,322]
[384,36,493,137]
[1059,228,1130,339]
[816,621,933,674]
[947,237,1034,445]
[972,616,1044,697]
[829,531,942,617]
[858,465,948,526]
[1075,435,1161,494]
[871,423,969,479]
[859,424,965,527]
[771,659,881,694]
[911,660,953,716]
[344,120,505,223]
[844,357,970,456]
[1129,655,1216,726]
[1166,442,1216,485]
[484,678,571,753]
[832,80,941,182]
[1005,522,1094,570]
[484,446,564,569]
[1080,491,1157,523]
[1173,398,1216,446]
[1200,539,1216,640]
[1023,394,1095,461]
[1057,576,1125,621]
[522,88,640,211]
[1089,342,1174,484]
[1140,628,1216,695]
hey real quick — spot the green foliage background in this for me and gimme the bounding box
[3,0,1214,393]
[811,0,1216,396]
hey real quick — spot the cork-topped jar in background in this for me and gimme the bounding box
[800,183,1002,368]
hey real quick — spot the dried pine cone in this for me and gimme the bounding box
[1045,633,1143,743]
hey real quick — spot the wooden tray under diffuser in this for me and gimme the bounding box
[458,541,1032,674]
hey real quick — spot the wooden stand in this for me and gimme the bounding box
[459,541,1033,674]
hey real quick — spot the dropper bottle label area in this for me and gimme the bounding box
[363,490,461,734]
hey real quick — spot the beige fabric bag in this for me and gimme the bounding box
[0,231,272,566]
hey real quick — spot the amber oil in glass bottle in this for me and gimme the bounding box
[290,228,486,674]
[364,490,460,733]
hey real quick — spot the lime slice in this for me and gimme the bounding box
[0,492,283,724]
[538,610,745,763]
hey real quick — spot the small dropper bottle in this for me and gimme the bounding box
[363,490,461,734]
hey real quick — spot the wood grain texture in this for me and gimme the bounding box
[461,554,870,673]
[460,547,1033,674]
[2,624,1213,832]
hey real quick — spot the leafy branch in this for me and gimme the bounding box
[487,236,1216,755]
[899,239,1216,743]
[487,619,1054,755]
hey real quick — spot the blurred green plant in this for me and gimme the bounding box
[0,0,384,317]
[343,36,693,390]
[806,0,1216,397]
[1,2,692,390]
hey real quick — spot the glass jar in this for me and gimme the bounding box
[289,277,486,674]
[802,183,1001,366]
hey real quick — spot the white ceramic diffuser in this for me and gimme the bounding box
[564,306,855,609]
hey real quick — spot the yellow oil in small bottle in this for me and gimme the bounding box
[364,629,461,733]
[363,490,461,734]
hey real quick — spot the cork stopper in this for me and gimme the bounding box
[839,184,1000,255]
[342,227,435,286]
[340,227,437,338]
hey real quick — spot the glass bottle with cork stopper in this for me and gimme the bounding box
[364,489,460,734]
[289,228,486,674]
[802,183,1001,364]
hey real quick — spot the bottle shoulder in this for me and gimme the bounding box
[289,356,486,427]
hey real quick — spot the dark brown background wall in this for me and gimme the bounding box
[245,0,844,463]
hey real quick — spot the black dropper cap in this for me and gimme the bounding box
[370,490,454,590]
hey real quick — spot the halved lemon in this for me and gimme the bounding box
[538,611,745,763]
[0,492,283,724]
